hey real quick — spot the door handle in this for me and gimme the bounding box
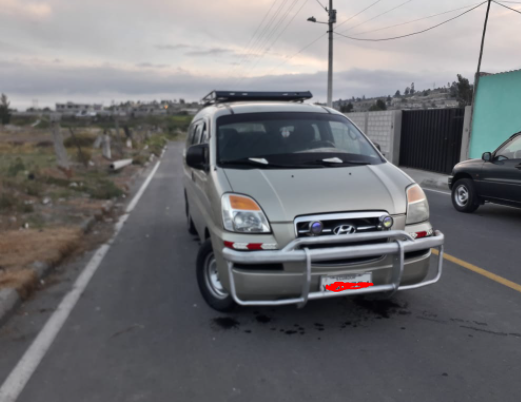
[516,164,521,170]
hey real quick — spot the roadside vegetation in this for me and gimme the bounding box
[0,114,190,296]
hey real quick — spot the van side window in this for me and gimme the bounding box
[193,124,203,145]
[201,122,209,144]
[187,124,196,145]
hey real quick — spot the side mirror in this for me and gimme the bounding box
[186,144,209,171]
[482,152,492,162]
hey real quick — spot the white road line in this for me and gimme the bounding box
[423,188,450,195]
[0,160,162,402]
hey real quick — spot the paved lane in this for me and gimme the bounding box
[0,144,520,402]
[426,188,521,285]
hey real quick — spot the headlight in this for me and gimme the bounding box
[406,184,429,225]
[222,194,271,233]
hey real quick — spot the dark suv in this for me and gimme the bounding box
[449,132,521,212]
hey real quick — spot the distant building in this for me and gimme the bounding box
[56,102,103,116]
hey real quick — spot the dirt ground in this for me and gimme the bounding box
[0,121,174,298]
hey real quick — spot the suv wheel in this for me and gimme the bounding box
[185,196,197,235]
[452,178,480,213]
[196,239,235,312]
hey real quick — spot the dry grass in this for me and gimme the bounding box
[0,227,83,295]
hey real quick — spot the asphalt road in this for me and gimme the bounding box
[1,142,520,402]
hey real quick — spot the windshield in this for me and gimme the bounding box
[216,112,383,169]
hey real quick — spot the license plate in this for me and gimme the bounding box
[320,273,373,292]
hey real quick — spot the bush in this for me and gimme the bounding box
[87,179,124,200]
[7,157,26,177]
[0,194,16,211]
[64,134,95,148]
[75,149,92,166]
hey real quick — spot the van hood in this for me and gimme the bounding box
[223,163,412,222]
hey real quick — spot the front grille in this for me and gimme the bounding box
[294,211,389,238]
[294,212,391,266]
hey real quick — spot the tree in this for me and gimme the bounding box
[455,74,473,106]
[386,95,392,105]
[410,82,415,95]
[0,93,12,125]
[404,87,410,96]
[369,99,387,111]
[394,90,401,97]
[340,102,354,113]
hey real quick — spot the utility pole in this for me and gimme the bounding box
[467,0,492,159]
[308,1,336,107]
[476,0,492,76]
[327,0,336,108]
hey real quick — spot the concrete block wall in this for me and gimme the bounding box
[345,111,402,165]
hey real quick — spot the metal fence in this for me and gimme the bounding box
[399,108,465,174]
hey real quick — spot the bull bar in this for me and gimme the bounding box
[222,230,444,308]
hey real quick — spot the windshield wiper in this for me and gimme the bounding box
[220,158,314,169]
[316,158,370,166]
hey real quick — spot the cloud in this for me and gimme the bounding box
[0,0,52,19]
[1,58,462,109]
[185,48,233,57]
[155,44,192,51]
[135,62,169,69]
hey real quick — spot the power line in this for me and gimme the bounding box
[350,2,484,36]
[235,0,305,83]
[250,33,327,83]
[226,0,280,75]
[340,0,415,34]
[493,0,521,14]
[335,0,384,30]
[334,1,486,42]
[220,0,282,86]
[314,0,327,11]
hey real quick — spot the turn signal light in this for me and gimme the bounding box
[224,241,277,251]
[410,229,434,239]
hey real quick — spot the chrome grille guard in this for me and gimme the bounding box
[222,230,444,308]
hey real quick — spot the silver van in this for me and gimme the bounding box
[184,91,444,311]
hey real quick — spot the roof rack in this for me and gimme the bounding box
[201,91,313,106]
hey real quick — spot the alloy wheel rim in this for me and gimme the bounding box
[204,252,228,299]
[455,185,469,207]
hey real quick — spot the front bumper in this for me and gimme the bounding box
[448,176,454,189]
[222,230,444,308]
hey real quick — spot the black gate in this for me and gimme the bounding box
[399,108,465,174]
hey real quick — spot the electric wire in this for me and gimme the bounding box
[334,1,486,42]
[493,0,521,14]
[350,2,485,36]
[236,0,307,84]
[249,32,327,83]
[335,0,384,30]
[339,0,415,34]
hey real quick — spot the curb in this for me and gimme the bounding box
[419,177,450,192]
[0,289,21,327]
[0,148,166,327]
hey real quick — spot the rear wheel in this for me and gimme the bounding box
[196,239,235,312]
[452,178,480,213]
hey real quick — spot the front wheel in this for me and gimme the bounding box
[452,178,480,213]
[196,239,235,312]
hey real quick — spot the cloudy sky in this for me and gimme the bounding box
[1,0,520,109]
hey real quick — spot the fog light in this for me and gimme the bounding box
[379,215,394,229]
[309,221,324,236]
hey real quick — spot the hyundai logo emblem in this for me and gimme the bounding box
[333,225,356,235]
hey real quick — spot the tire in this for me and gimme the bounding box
[185,196,197,235]
[196,239,235,312]
[451,178,480,213]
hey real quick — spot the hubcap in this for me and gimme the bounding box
[455,185,469,207]
[204,252,228,299]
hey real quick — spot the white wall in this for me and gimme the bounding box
[345,110,402,165]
